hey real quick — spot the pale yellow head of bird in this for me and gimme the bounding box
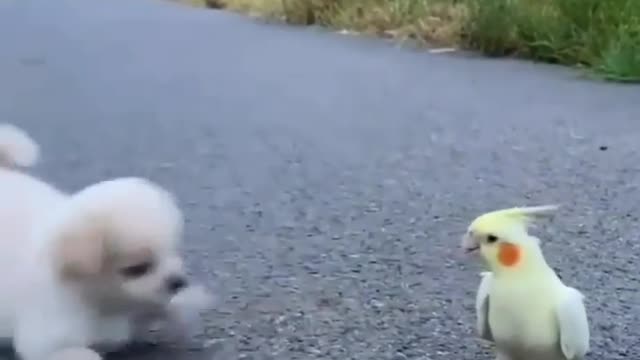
[461,205,559,269]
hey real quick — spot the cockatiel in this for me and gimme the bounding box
[461,205,590,360]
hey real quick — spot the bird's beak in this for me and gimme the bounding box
[461,233,480,253]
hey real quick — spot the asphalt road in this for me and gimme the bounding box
[1,0,640,359]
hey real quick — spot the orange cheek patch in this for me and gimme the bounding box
[498,243,521,267]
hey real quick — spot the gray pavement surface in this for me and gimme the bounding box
[1,0,640,359]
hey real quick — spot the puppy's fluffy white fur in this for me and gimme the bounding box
[0,124,213,360]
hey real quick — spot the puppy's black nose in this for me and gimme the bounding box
[166,275,188,294]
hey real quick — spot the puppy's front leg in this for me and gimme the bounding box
[48,347,102,360]
[13,304,102,360]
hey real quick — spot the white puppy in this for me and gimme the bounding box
[0,124,213,360]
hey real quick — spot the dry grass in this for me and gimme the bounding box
[176,0,209,7]
[221,0,285,18]
[220,0,468,46]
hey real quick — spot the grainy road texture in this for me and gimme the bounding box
[1,0,640,359]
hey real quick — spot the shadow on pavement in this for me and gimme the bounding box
[0,342,216,360]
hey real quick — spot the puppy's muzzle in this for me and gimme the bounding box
[166,275,188,294]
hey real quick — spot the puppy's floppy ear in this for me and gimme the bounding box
[53,217,107,279]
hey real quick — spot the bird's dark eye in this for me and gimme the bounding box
[120,261,154,278]
[487,234,498,243]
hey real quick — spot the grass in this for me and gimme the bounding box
[187,0,640,82]
[463,0,640,82]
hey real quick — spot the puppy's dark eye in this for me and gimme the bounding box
[487,234,498,243]
[120,261,154,278]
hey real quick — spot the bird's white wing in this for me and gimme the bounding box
[555,287,590,359]
[475,271,493,341]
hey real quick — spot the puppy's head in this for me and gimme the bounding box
[49,177,191,311]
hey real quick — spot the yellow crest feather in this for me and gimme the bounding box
[470,204,559,234]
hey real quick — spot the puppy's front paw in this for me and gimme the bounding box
[161,284,215,341]
[49,347,102,360]
[131,284,214,344]
[169,284,215,313]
